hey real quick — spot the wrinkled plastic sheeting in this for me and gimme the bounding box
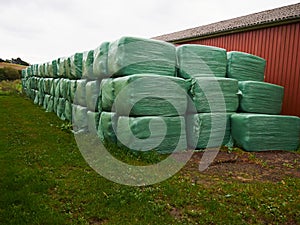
[98,112,117,143]
[186,113,232,149]
[227,51,266,81]
[57,98,66,120]
[87,111,100,134]
[64,100,72,121]
[93,42,110,79]
[177,44,227,79]
[74,79,87,106]
[72,105,88,132]
[70,53,83,79]
[117,116,187,153]
[68,80,77,102]
[238,81,284,114]
[189,77,239,113]
[82,50,94,79]
[231,113,300,151]
[112,74,189,116]
[85,80,100,112]
[99,78,114,112]
[108,36,176,77]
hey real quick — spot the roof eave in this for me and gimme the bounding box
[167,17,300,44]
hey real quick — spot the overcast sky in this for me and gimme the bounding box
[0,0,299,64]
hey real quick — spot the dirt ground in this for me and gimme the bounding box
[183,149,300,183]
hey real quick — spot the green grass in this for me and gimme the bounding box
[0,94,299,224]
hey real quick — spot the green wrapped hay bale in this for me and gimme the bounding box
[117,116,187,153]
[46,96,54,113]
[86,80,100,112]
[108,36,176,77]
[69,80,77,102]
[227,51,266,81]
[70,53,83,79]
[50,79,60,96]
[38,64,44,77]
[231,113,300,151]
[64,57,71,79]
[58,57,66,78]
[43,78,52,94]
[53,97,59,113]
[26,67,32,77]
[177,44,227,79]
[189,77,239,113]
[87,111,100,134]
[42,94,50,109]
[113,74,189,116]
[93,42,110,79]
[47,62,54,78]
[238,81,284,114]
[98,112,117,143]
[59,78,70,99]
[74,79,87,106]
[72,105,88,132]
[186,113,232,149]
[57,98,66,120]
[52,59,58,77]
[54,78,61,98]
[82,50,94,79]
[64,100,72,121]
[99,78,114,112]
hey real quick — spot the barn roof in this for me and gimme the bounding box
[153,3,300,43]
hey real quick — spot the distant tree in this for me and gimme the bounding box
[0,58,4,63]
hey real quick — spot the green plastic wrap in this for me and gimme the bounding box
[43,94,50,109]
[238,81,284,114]
[98,112,117,143]
[113,74,189,116]
[186,113,232,149]
[50,79,60,96]
[58,57,66,78]
[177,44,227,79]
[72,105,88,132]
[47,62,54,78]
[82,50,94,79]
[74,79,87,106]
[38,64,44,77]
[46,96,54,113]
[64,100,72,121]
[60,78,70,99]
[54,79,61,98]
[93,42,110,79]
[99,78,114,112]
[87,111,100,134]
[85,80,100,112]
[69,80,77,102]
[57,98,66,120]
[26,67,32,77]
[52,59,58,77]
[64,57,71,79]
[70,53,83,79]
[231,113,300,151]
[189,77,239,112]
[53,97,59,113]
[108,36,176,77]
[43,78,52,94]
[117,116,187,153]
[227,51,266,81]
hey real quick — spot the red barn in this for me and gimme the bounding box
[154,3,300,117]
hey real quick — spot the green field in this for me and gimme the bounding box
[0,91,299,225]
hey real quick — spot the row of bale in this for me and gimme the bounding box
[22,36,300,152]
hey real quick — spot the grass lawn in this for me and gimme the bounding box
[0,92,299,225]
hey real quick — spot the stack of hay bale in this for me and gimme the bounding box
[227,51,299,151]
[21,36,300,153]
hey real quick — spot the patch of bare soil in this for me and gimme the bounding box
[182,149,300,183]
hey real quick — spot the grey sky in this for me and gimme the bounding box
[0,0,298,64]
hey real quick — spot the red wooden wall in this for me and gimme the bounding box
[179,22,300,117]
